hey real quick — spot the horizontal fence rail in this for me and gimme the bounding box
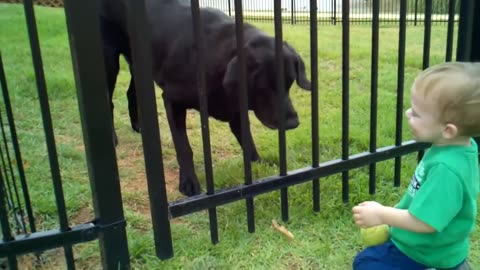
[0,221,126,258]
[168,141,429,218]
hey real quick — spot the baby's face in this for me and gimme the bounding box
[405,89,445,144]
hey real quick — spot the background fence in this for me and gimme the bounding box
[0,0,460,24]
[199,0,460,24]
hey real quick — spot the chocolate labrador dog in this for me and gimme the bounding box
[100,0,311,196]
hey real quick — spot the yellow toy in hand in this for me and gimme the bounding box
[360,224,390,247]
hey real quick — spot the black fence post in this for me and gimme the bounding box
[422,0,433,70]
[468,1,480,153]
[62,0,130,269]
[332,0,337,25]
[291,0,296,25]
[414,0,419,25]
[228,0,232,17]
[445,0,457,61]
[124,0,174,260]
[470,1,480,61]
[456,0,474,61]
[456,0,479,154]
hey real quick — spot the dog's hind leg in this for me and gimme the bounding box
[126,76,140,132]
[103,43,121,145]
[100,18,123,145]
[229,115,261,162]
[163,98,201,196]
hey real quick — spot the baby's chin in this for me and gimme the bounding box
[411,136,431,143]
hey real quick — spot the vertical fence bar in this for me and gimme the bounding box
[124,0,176,258]
[391,0,395,24]
[274,0,289,222]
[23,0,68,232]
[445,0,456,61]
[0,144,17,223]
[62,0,131,267]
[310,0,320,212]
[394,0,399,24]
[470,0,480,62]
[456,0,478,162]
[341,0,350,203]
[414,0,418,26]
[258,1,262,21]
[291,0,294,24]
[0,52,36,234]
[22,1,75,268]
[456,0,474,61]
[260,0,263,23]
[472,0,480,61]
[394,0,407,187]
[367,0,370,24]
[369,0,379,195]
[233,0,255,233]
[191,0,219,244]
[0,171,18,269]
[382,0,386,24]
[418,0,433,162]
[470,0,480,152]
[423,0,432,69]
[228,0,232,16]
[0,113,25,234]
[0,109,24,231]
[333,0,337,25]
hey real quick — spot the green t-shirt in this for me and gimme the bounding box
[391,138,479,268]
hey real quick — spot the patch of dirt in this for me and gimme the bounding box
[66,130,186,224]
[115,140,182,220]
[119,170,181,220]
[119,167,179,196]
[70,206,94,225]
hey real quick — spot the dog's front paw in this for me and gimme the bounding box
[179,172,201,196]
[251,151,261,163]
[131,120,141,133]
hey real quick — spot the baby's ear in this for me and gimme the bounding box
[443,123,459,139]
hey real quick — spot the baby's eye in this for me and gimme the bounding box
[410,110,419,117]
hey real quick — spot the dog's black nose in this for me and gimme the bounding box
[285,115,299,130]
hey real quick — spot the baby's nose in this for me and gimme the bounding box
[405,108,412,118]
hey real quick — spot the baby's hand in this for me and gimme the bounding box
[352,201,386,228]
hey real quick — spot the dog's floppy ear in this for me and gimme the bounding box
[222,55,239,91]
[294,56,311,91]
[223,48,258,94]
[284,42,311,91]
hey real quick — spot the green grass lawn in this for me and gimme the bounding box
[0,3,478,269]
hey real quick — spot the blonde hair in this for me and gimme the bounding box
[412,62,480,137]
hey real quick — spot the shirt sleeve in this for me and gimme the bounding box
[408,163,463,232]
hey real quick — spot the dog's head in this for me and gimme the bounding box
[223,36,311,130]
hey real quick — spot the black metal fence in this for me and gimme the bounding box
[0,0,478,269]
[0,0,130,268]
[199,0,461,25]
